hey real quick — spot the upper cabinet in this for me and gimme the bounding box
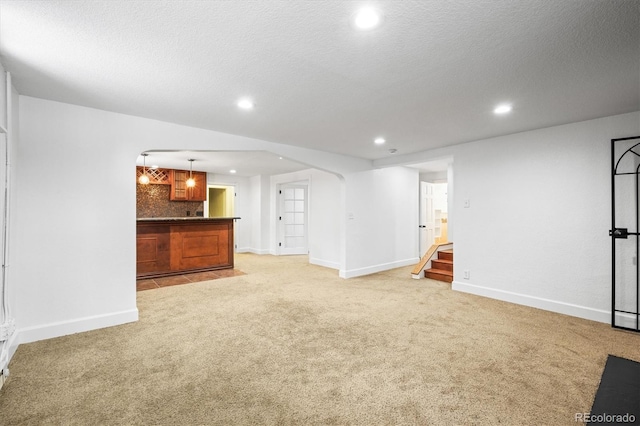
[170,169,206,201]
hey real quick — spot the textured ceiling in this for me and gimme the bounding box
[0,0,638,168]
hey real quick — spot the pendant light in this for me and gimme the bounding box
[138,153,150,184]
[186,159,196,188]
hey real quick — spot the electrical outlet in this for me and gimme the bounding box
[463,270,470,279]
[463,199,470,208]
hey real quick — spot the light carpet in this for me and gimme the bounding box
[0,253,638,425]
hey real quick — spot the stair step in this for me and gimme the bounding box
[424,268,453,283]
[438,249,453,261]
[431,258,453,272]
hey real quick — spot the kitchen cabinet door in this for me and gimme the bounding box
[188,172,207,201]
[170,169,188,200]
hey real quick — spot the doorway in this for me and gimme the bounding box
[419,181,448,254]
[610,135,640,332]
[206,185,235,218]
[277,182,308,255]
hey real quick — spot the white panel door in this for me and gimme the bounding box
[419,182,435,255]
[278,183,308,255]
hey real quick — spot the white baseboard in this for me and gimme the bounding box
[452,281,609,323]
[236,247,270,255]
[18,308,139,344]
[309,257,340,270]
[339,257,419,279]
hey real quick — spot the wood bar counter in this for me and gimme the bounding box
[136,217,238,279]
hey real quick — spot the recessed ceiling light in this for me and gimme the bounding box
[494,103,512,115]
[229,169,237,174]
[374,137,386,145]
[237,98,254,110]
[353,7,381,30]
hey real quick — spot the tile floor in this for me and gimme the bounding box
[136,269,246,291]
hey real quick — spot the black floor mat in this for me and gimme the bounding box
[588,355,640,425]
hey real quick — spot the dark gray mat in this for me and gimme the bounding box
[588,355,640,425]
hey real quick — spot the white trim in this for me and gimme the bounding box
[339,257,419,279]
[18,308,139,344]
[310,257,340,270]
[452,281,609,323]
[236,247,270,255]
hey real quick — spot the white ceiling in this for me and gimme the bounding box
[0,1,638,175]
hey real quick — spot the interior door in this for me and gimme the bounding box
[419,182,435,255]
[611,136,640,332]
[278,183,308,255]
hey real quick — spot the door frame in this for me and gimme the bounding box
[204,183,236,218]
[276,181,309,255]
[418,180,448,256]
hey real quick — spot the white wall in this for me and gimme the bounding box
[15,98,140,342]
[342,166,420,278]
[451,112,640,322]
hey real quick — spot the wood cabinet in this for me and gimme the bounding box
[170,170,207,201]
[136,223,171,275]
[136,218,236,279]
[189,172,207,201]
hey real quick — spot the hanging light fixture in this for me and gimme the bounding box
[186,159,196,188]
[138,153,150,184]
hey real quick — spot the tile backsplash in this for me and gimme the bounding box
[136,184,204,218]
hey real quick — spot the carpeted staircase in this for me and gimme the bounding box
[425,249,453,282]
